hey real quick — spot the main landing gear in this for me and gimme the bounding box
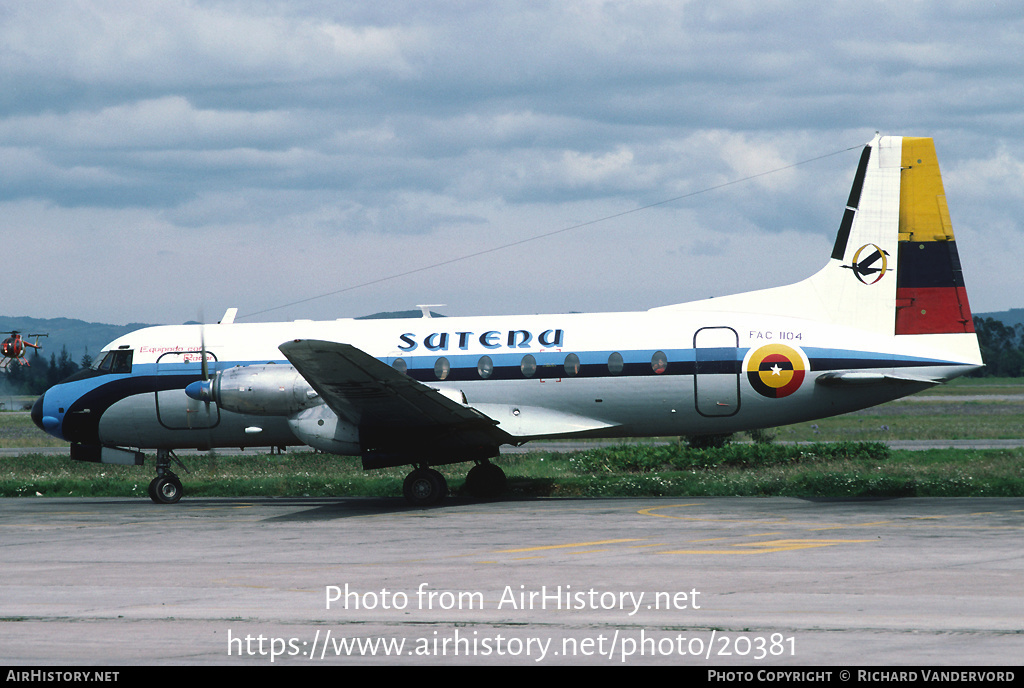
[464,460,507,499]
[403,467,447,507]
[148,449,188,504]
[401,459,507,507]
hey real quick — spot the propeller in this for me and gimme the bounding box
[200,321,212,424]
[182,315,219,456]
[183,316,216,426]
[184,319,214,406]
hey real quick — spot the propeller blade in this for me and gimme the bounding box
[200,322,209,382]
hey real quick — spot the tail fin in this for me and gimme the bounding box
[825,135,974,337]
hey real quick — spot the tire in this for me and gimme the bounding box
[150,475,183,504]
[403,468,447,506]
[465,462,507,498]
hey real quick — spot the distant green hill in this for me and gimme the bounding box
[976,309,1024,329]
[356,310,446,320]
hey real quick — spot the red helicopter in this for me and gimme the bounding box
[1,331,47,371]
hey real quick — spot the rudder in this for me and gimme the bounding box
[893,137,974,335]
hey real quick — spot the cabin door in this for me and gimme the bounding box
[155,350,220,430]
[693,327,740,417]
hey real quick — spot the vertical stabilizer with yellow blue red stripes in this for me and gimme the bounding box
[812,135,976,339]
[893,138,974,335]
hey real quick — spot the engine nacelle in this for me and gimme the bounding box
[287,404,360,455]
[186,364,321,416]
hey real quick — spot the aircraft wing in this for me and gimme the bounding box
[278,339,514,448]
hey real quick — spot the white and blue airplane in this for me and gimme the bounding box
[32,135,982,505]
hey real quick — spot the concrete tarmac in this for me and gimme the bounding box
[1,495,1021,666]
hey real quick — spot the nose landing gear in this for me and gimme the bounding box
[148,449,188,504]
[149,472,183,504]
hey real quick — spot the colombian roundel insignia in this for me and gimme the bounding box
[745,344,807,398]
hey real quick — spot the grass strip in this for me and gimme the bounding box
[2,443,1022,499]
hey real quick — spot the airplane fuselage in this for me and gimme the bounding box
[34,308,973,455]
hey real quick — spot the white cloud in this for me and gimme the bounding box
[0,97,313,150]
[1,1,421,89]
[1,1,1022,323]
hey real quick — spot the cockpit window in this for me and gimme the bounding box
[93,350,133,374]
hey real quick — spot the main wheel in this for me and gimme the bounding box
[464,462,507,498]
[149,474,183,504]
[403,468,447,506]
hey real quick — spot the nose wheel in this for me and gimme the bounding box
[149,472,183,504]
[148,449,187,504]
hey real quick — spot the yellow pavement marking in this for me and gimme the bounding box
[661,538,873,555]
[493,539,644,553]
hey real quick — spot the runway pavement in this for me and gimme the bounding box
[1,495,1021,665]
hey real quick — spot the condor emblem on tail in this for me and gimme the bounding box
[844,243,890,284]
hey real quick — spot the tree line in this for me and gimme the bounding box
[972,316,1024,377]
[3,347,92,396]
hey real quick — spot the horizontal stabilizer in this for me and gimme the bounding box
[815,372,942,386]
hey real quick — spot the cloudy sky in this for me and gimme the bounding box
[3,1,1023,325]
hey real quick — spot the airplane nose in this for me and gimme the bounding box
[31,392,62,437]
[31,393,44,431]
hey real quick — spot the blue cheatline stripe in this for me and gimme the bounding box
[395,347,959,383]
[51,346,961,422]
